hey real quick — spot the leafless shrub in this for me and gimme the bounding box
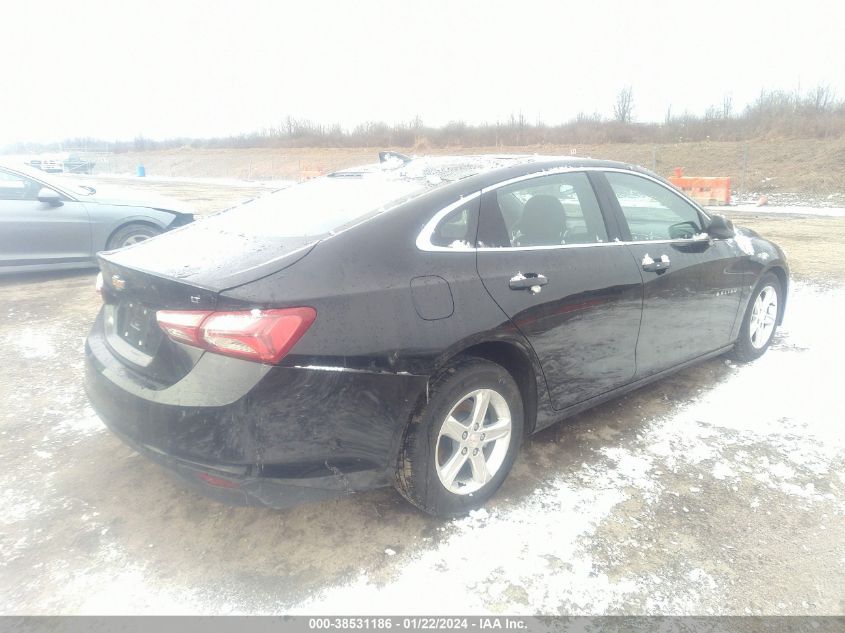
[5,85,844,155]
[613,86,634,124]
[806,84,836,112]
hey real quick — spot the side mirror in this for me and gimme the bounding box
[37,187,63,206]
[706,214,735,239]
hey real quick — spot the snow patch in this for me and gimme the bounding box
[285,283,844,615]
[3,328,57,359]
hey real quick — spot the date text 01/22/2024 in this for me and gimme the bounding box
[307,618,528,630]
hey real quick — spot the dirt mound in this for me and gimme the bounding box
[96,138,845,196]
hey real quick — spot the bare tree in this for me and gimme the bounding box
[806,84,836,112]
[722,94,733,118]
[613,86,634,123]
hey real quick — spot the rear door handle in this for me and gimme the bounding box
[509,272,548,293]
[642,254,670,273]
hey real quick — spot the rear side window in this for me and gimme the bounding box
[478,172,609,248]
[605,172,704,241]
[430,198,479,248]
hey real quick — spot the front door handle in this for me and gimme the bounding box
[509,272,548,294]
[642,253,670,273]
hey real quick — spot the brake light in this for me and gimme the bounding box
[156,310,211,346]
[155,307,316,364]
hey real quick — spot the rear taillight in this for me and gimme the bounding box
[155,307,316,364]
[156,310,211,346]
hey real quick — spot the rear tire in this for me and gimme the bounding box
[731,272,782,362]
[395,357,523,517]
[107,223,161,250]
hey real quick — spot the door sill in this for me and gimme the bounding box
[536,343,735,431]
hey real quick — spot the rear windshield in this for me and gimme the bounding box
[206,174,431,239]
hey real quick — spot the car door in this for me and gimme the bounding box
[475,171,643,410]
[0,168,93,269]
[596,170,744,378]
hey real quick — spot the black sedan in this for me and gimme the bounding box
[84,154,788,516]
[0,163,194,274]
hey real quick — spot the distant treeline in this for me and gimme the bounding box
[6,86,845,154]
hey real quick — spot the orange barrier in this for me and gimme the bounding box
[668,167,731,206]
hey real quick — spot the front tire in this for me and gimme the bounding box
[395,357,523,517]
[107,223,161,250]
[731,273,782,362]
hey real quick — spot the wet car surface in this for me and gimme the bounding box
[83,156,789,516]
[1,177,843,614]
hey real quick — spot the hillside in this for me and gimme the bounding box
[93,137,845,202]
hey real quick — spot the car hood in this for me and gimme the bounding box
[99,217,319,291]
[83,186,194,215]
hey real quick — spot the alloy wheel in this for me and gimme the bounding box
[435,388,512,495]
[750,285,778,349]
[122,234,150,247]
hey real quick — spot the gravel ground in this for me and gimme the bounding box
[0,181,843,615]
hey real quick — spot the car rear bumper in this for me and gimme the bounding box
[84,317,429,509]
[102,420,363,508]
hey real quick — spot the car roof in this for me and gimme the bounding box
[329,153,661,198]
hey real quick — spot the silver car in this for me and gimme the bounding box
[0,163,194,274]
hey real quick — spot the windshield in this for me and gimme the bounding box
[206,173,432,239]
[4,163,96,196]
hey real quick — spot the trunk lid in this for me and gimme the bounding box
[97,259,220,386]
[97,225,317,386]
[100,218,317,290]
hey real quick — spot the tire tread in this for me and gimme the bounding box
[394,356,521,516]
[730,273,781,362]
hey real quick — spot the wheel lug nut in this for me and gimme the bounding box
[462,431,468,439]
[480,433,486,440]
[461,447,468,455]
[473,448,479,455]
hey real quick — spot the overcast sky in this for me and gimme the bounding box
[1,0,842,146]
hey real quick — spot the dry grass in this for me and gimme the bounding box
[99,138,845,196]
[721,211,845,283]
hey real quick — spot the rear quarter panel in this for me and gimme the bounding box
[218,190,546,470]
[219,190,524,376]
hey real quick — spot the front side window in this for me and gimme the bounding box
[0,169,39,201]
[478,172,609,248]
[605,172,704,241]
